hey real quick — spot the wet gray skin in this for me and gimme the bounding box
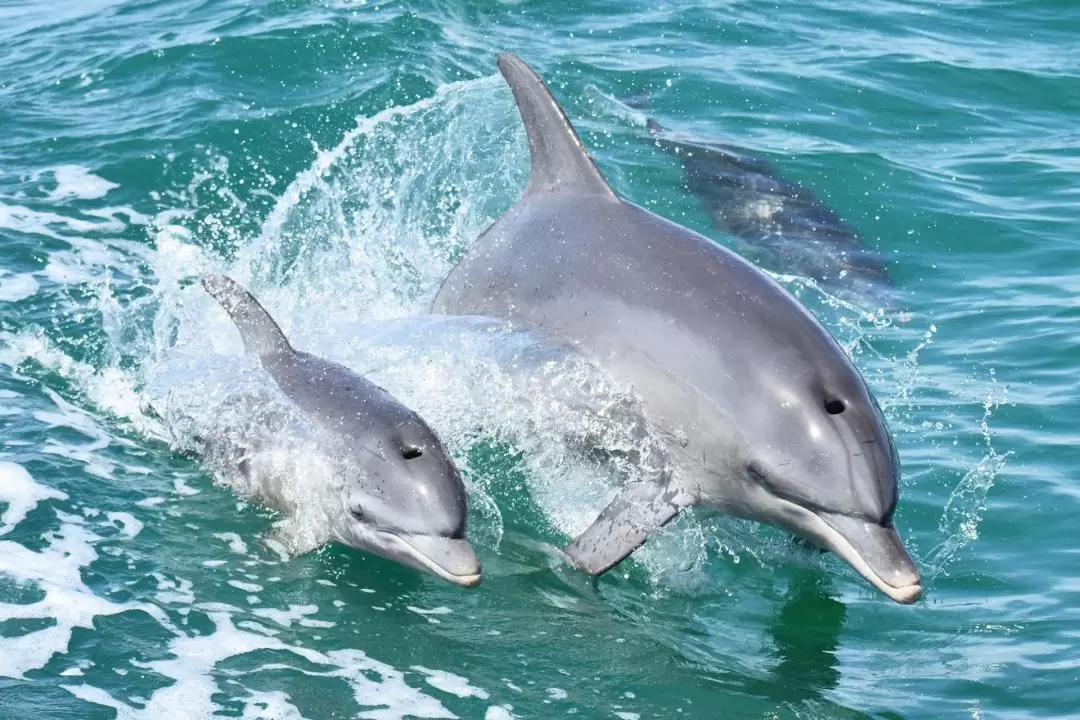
[203,274,481,587]
[645,118,896,306]
[431,54,920,603]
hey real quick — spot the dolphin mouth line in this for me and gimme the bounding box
[812,517,922,604]
[389,532,483,588]
[769,497,922,604]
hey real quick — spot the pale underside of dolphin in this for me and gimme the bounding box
[432,54,922,603]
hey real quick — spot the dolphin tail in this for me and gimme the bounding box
[564,481,695,575]
[496,53,615,198]
[202,274,293,360]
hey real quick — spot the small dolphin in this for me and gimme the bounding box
[646,119,893,304]
[432,54,920,603]
[202,274,482,587]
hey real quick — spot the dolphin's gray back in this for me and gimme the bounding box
[431,55,896,521]
[434,189,867,435]
[202,274,412,441]
[266,352,419,441]
[435,180,865,422]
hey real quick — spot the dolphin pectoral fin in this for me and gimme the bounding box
[563,482,693,576]
[496,53,615,198]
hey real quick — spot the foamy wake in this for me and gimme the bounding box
[0,460,523,719]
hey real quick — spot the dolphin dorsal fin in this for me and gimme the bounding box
[202,274,293,360]
[497,53,615,198]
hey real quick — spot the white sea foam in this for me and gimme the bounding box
[407,605,453,617]
[68,611,404,719]
[152,573,195,605]
[0,486,169,679]
[41,165,119,201]
[0,331,159,441]
[173,477,201,496]
[50,596,496,720]
[252,604,335,629]
[0,461,67,536]
[412,666,490,699]
[65,610,471,720]
[0,201,113,240]
[213,532,250,555]
[33,387,124,480]
[228,580,263,593]
[238,690,305,719]
[104,511,144,538]
[0,272,39,302]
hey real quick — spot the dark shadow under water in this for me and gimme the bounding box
[765,569,847,704]
[644,117,897,310]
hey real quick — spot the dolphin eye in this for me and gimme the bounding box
[401,445,423,460]
[350,506,365,521]
[824,398,845,415]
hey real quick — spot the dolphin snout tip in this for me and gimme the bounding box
[397,534,483,589]
[882,581,923,604]
[862,563,923,605]
[448,571,484,589]
[880,560,922,604]
[817,512,923,604]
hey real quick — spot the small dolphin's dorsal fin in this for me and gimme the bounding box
[497,53,615,198]
[202,274,293,359]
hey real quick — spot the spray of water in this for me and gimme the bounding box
[98,74,687,582]
[926,372,1012,577]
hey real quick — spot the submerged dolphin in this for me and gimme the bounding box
[202,274,482,587]
[646,119,893,304]
[432,54,921,603]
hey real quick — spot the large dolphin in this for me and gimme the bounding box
[645,119,894,305]
[202,274,482,587]
[432,54,921,603]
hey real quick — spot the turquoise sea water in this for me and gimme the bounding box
[1,1,1077,717]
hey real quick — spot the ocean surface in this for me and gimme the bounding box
[1,1,1077,718]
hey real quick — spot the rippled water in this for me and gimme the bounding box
[1,1,1077,718]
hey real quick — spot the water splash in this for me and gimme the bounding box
[927,371,1012,577]
[108,73,687,584]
